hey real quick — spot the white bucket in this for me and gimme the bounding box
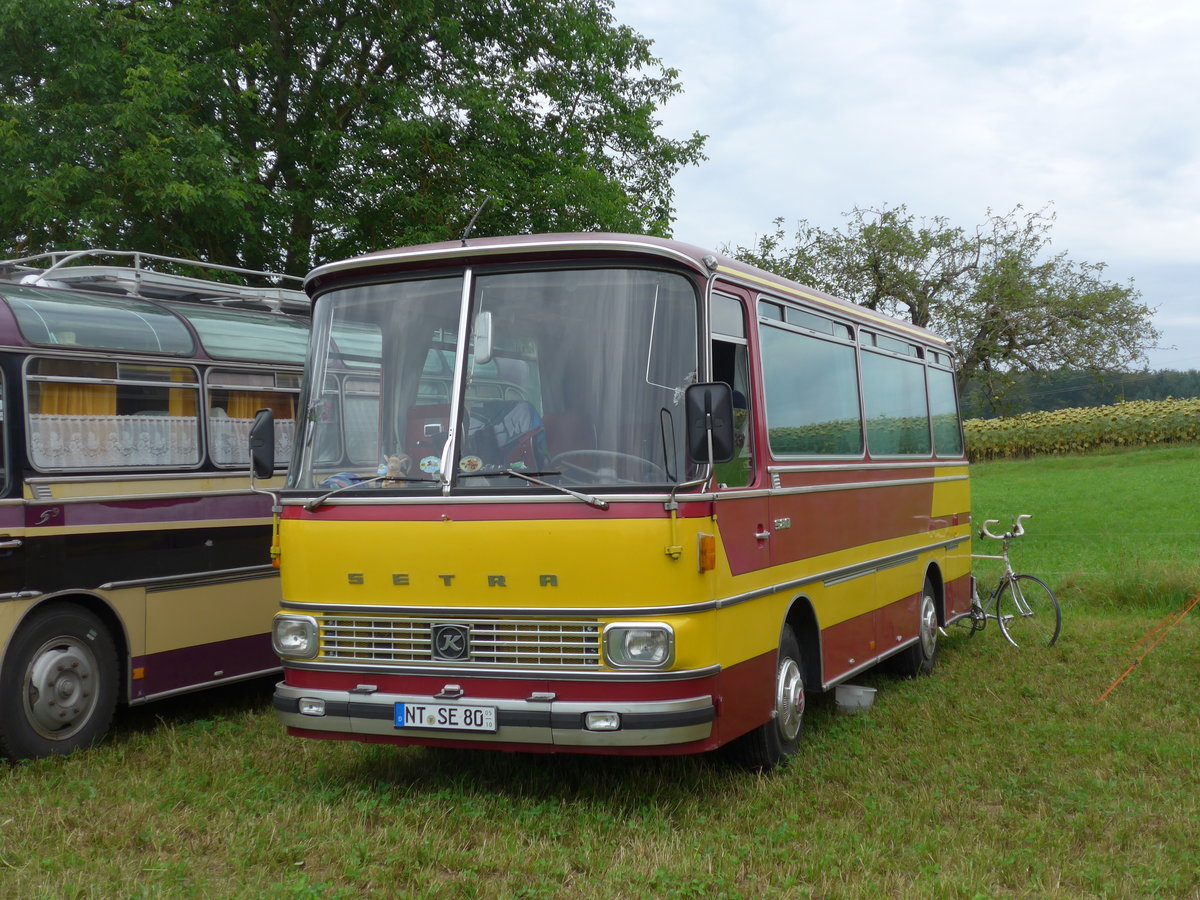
[835,684,877,714]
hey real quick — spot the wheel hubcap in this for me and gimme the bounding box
[24,637,98,740]
[775,657,805,742]
[919,593,938,659]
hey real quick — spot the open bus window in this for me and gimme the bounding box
[712,339,754,487]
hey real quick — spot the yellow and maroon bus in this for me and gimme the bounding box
[0,250,309,759]
[259,233,971,768]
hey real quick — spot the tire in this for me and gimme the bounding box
[0,603,119,760]
[727,625,805,770]
[891,579,939,677]
[996,574,1061,648]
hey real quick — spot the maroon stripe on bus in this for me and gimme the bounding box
[26,493,274,529]
[131,632,277,701]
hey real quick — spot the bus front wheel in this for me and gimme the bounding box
[0,603,119,760]
[727,625,805,770]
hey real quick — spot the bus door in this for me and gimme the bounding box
[709,291,767,576]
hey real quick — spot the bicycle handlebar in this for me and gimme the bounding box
[980,513,1032,541]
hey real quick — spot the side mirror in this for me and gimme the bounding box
[249,408,276,478]
[472,310,494,365]
[685,382,735,464]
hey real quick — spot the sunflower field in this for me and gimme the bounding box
[964,396,1200,460]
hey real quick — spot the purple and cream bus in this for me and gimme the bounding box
[0,251,310,759]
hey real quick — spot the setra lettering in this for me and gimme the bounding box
[354,573,561,586]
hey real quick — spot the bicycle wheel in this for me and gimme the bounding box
[995,574,1061,648]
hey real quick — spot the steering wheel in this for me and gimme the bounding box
[550,449,667,483]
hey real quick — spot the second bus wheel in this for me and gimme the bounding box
[726,625,805,770]
[890,579,939,678]
[0,603,119,760]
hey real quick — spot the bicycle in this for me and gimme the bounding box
[964,514,1062,647]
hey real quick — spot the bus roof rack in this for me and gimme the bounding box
[0,249,310,314]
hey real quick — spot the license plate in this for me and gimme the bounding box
[394,701,497,733]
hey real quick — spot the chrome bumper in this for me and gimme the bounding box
[273,682,715,748]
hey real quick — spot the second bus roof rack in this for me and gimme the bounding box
[0,249,310,314]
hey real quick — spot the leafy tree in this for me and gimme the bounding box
[0,0,705,274]
[733,205,1159,401]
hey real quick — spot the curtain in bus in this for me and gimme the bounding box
[225,391,294,420]
[169,369,197,416]
[34,382,117,416]
[28,414,199,468]
[207,416,296,466]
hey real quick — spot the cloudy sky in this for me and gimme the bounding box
[612,0,1200,371]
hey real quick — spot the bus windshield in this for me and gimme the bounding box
[298,266,700,492]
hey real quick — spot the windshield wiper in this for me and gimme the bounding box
[499,468,609,511]
[303,473,436,511]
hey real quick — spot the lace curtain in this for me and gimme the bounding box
[208,416,295,466]
[28,414,296,469]
[30,415,200,468]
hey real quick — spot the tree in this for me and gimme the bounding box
[0,0,705,274]
[733,205,1159,400]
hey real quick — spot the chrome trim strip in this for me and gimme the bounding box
[822,645,915,690]
[765,474,969,498]
[100,564,278,592]
[131,665,281,705]
[25,471,266,486]
[769,460,969,474]
[711,535,969,611]
[279,491,712,507]
[281,659,722,682]
[281,598,723,617]
[821,552,920,588]
[0,590,42,603]
[273,470,967,508]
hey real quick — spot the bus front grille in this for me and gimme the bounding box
[317,615,602,668]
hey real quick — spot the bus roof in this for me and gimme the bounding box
[302,232,949,350]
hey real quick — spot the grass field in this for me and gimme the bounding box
[2,447,1198,899]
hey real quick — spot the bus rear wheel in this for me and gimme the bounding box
[891,579,939,678]
[727,625,805,770]
[0,604,119,760]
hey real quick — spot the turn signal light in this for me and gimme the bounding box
[698,534,716,571]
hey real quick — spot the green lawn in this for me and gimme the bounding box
[970,443,1200,610]
[2,447,1198,899]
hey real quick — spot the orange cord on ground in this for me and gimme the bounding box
[1097,592,1200,702]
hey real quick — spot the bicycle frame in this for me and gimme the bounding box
[967,515,1029,648]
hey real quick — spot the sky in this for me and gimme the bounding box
[611,0,1200,371]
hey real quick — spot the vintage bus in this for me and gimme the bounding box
[0,250,309,759]
[258,233,971,768]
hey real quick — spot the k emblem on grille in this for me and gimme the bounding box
[431,624,470,661]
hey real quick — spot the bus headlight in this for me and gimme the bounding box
[603,623,674,669]
[272,615,319,659]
